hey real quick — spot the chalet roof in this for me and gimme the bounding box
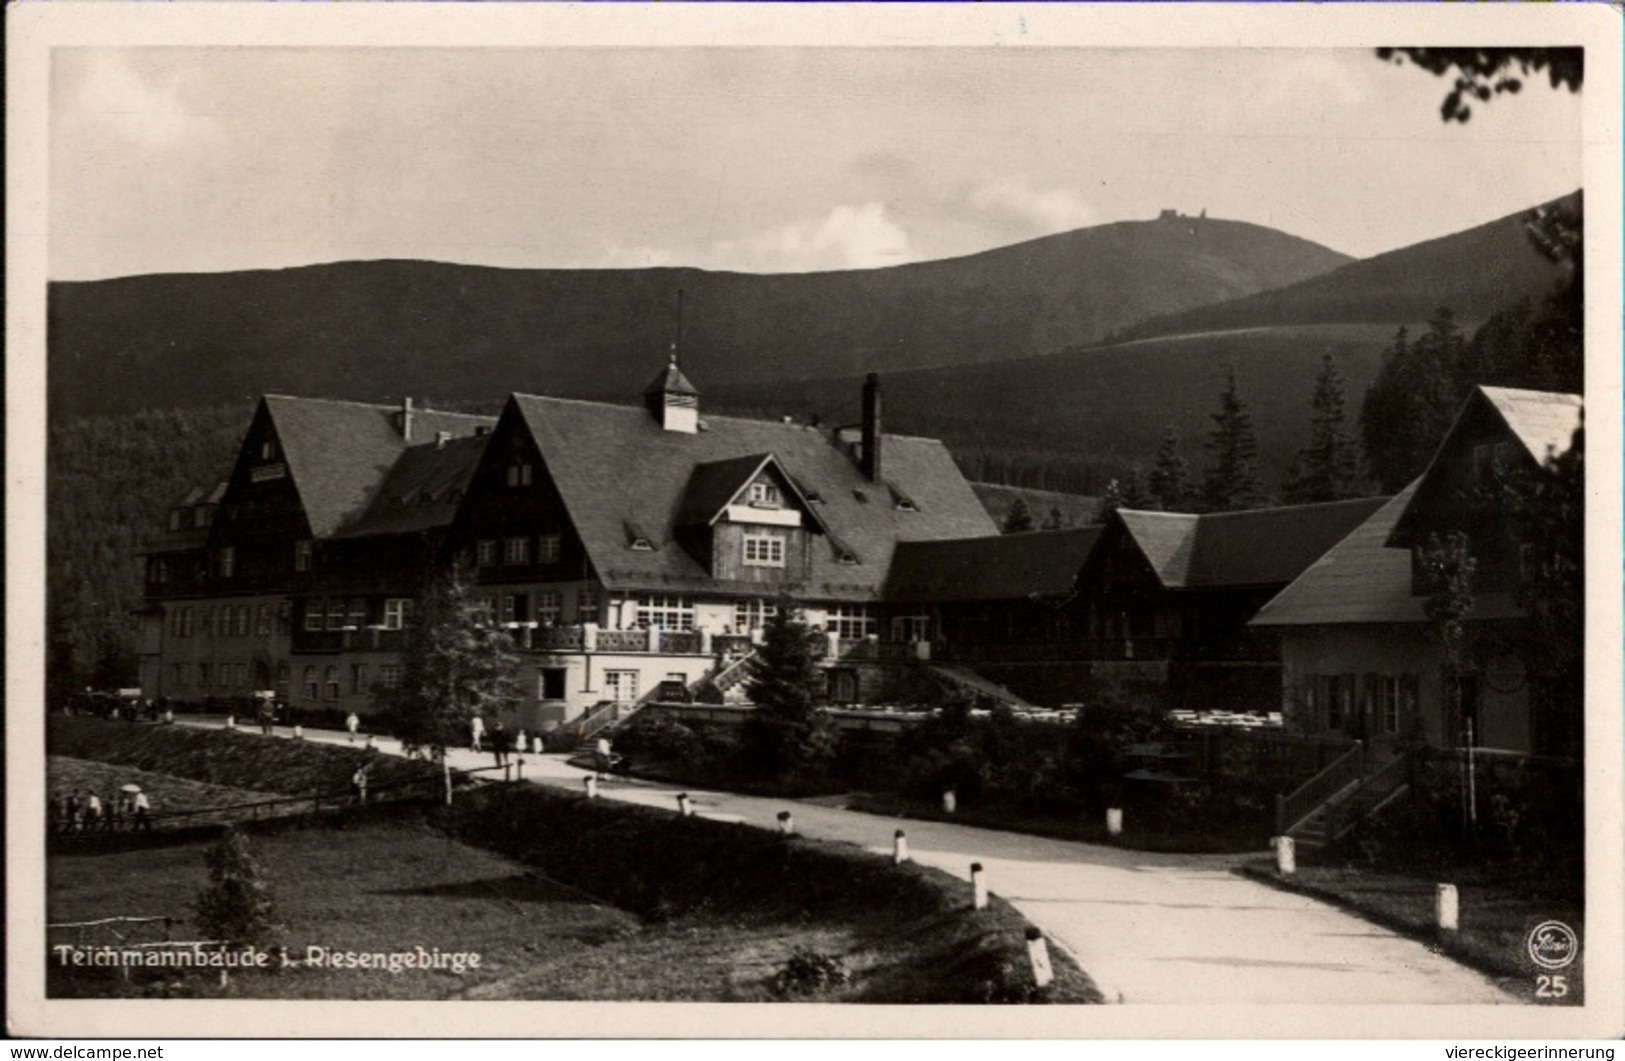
[1115,496,1388,590]
[1250,482,1524,627]
[676,454,777,526]
[885,527,1101,603]
[262,395,493,538]
[332,435,489,539]
[1480,386,1583,465]
[509,395,996,600]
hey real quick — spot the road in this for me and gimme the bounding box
[193,719,1514,1006]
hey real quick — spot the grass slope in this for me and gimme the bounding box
[48,217,1349,418]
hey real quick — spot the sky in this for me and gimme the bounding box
[48,47,1584,281]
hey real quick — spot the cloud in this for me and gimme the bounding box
[966,177,1097,234]
[710,202,914,273]
[59,51,219,151]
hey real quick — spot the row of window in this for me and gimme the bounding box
[741,532,785,568]
[300,598,414,632]
[476,534,563,567]
[1303,672,1419,736]
[169,603,288,639]
[300,663,402,699]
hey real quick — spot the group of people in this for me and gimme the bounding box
[51,787,152,834]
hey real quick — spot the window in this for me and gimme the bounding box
[324,666,340,700]
[171,662,186,688]
[734,599,777,634]
[294,540,313,573]
[536,591,562,626]
[891,614,931,643]
[576,588,600,623]
[742,532,785,568]
[179,607,194,638]
[539,668,567,701]
[604,670,640,703]
[234,605,250,637]
[276,602,291,635]
[537,534,562,564]
[168,510,183,532]
[378,664,402,691]
[325,600,346,632]
[747,481,781,507]
[198,662,212,689]
[635,595,694,631]
[828,669,859,705]
[234,662,248,688]
[217,547,235,578]
[255,604,270,637]
[260,439,279,461]
[1370,674,1418,736]
[506,462,533,487]
[303,666,319,700]
[476,540,498,567]
[383,598,413,630]
[148,558,170,585]
[346,598,368,630]
[501,594,530,625]
[827,605,875,640]
[504,537,531,565]
[303,600,324,633]
[1317,674,1355,731]
[350,664,369,694]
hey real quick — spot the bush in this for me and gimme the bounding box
[194,827,277,946]
[770,947,850,998]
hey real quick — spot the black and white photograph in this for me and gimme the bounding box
[7,2,1622,1041]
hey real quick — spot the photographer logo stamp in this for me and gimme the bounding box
[1526,921,1579,971]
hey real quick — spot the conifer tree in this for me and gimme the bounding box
[1093,478,1127,523]
[1001,496,1035,533]
[743,593,833,778]
[1283,355,1365,503]
[1148,425,1192,511]
[1200,367,1265,512]
[378,557,521,761]
[1362,310,1468,492]
[195,827,277,946]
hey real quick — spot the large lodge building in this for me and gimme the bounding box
[136,357,1582,761]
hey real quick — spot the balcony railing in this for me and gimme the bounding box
[595,629,651,653]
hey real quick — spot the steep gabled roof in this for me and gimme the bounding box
[510,395,996,599]
[885,527,1101,603]
[1115,497,1387,590]
[1250,482,1524,627]
[1480,386,1583,465]
[262,395,493,538]
[332,435,489,539]
[677,454,776,526]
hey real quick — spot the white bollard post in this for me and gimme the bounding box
[1436,883,1459,932]
[365,734,376,751]
[970,862,988,910]
[676,793,693,817]
[226,715,236,730]
[1106,807,1124,837]
[942,789,957,814]
[292,724,304,740]
[1024,927,1055,989]
[777,811,795,836]
[1275,836,1296,876]
[584,775,599,799]
[893,829,910,865]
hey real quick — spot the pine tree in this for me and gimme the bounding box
[1419,531,1477,745]
[1283,355,1365,503]
[1361,309,1469,492]
[1148,426,1192,511]
[743,593,832,779]
[1040,506,1068,530]
[1093,478,1126,523]
[1001,496,1035,533]
[1200,367,1265,512]
[195,827,277,946]
[378,557,521,760]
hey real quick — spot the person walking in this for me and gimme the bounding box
[470,714,486,753]
[132,790,152,832]
[594,735,615,781]
[65,791,83,833]
[491,721,510,769]
[346,711,360,743]
[84,791,104,832]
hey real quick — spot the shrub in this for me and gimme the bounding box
[770,947,850,998]
[194,827,277,947]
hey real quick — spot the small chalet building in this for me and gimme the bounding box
[137,364,996,730]
[1251,386,1583,758]
[1072,499,1387,709]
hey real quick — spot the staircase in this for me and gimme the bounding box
[1278,746,1411,852]
[698,648,758,703]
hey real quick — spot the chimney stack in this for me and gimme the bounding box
[861,373,882,483]
[399,397,414,442]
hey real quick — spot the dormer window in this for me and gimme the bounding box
[503,537,531,565]
[747,482,782,508]
[743,532,786,568]
[259,439,279,461]
[216,547,235,579]
[168,510,182,531]
[294,539,313,572]
[507,462,534,488]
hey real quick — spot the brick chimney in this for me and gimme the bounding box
[861,373,882,483]
[398,397,414,441]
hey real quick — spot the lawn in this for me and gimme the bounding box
[1238,860,1584,1005]
[48,756,279,830]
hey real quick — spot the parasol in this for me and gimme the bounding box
[120,784,142,794]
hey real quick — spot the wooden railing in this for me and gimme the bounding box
[1276,740,1365,835]
[566,701,621,744]
[595,629,650,653]
[1323,751,1411,843]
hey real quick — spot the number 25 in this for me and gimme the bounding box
[1536,975,1569,998]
